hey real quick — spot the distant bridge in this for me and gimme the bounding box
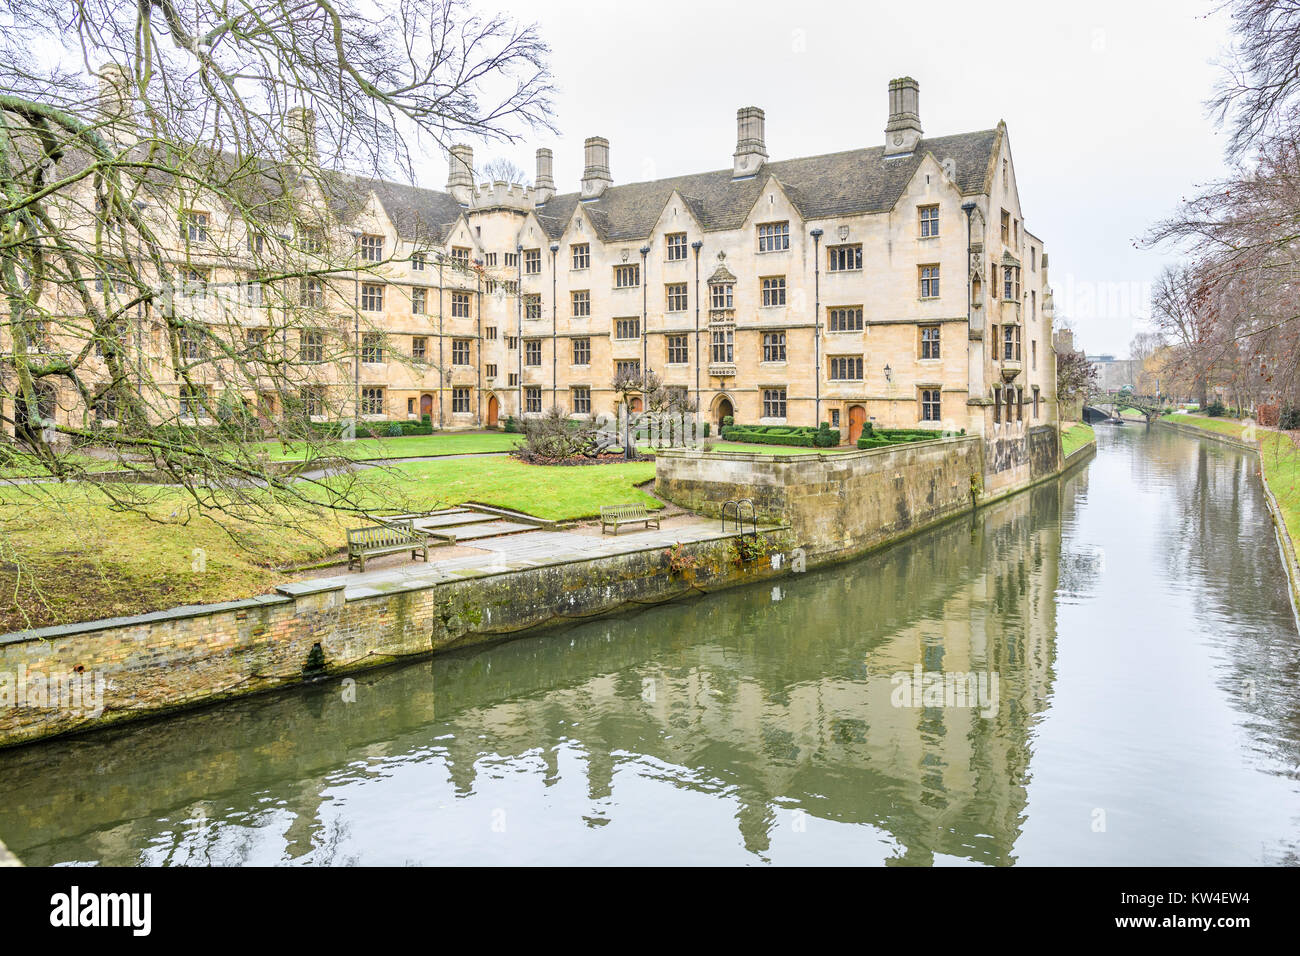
[1082,392,1164,425]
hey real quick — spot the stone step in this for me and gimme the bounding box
[427,520,537,543]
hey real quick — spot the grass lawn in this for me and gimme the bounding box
[0,482,351,633]
[1159,413,1254,440]
[1061,423,1096,457]
[328,456,660,521]
[1259,432,1300,559]
[250,430,522,462]
[0,454,660,631]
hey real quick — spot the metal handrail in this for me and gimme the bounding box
[721,497,757,540]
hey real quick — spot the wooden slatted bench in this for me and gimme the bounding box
[599,503,661,535]
[347,518,429,572]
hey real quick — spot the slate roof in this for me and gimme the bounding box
[531,129,1000,242]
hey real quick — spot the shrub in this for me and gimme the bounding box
[1280,405,1300,430]
[511,408,601,461]
[722,415,734,427]
[1206,400,1226,417]
[503,415,519,433]
[702,422,710,438]
[856,428,943,450]
[385,422,404,437]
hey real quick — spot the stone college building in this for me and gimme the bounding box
[19,74,1057,448]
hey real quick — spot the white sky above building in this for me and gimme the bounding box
[437,0,1235,358]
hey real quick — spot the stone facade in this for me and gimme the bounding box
[12,77,1057,442]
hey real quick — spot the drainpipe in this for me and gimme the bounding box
[810,228,822,426]
[437,256,444,427]
[550,243,559,409]
[962,200,977,431]
[349,229,362,427]
[516,244,523,417]
[692,239,703,434]
[640,245,650,377]
[475,261,483,425]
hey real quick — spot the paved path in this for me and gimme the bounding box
[282,513,764,601]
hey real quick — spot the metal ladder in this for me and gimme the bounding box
[721,498,758,557]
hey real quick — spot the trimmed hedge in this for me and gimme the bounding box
[720,423,841,448]
[857,428,955,450]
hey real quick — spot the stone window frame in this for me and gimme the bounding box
[523,248,542,275]
[525,386,542,414]
[827,244,863,272]
[761,331,787,363]
[572,289,591,317]
[666,334,689,365]
[360,331,385,364]
[760,275,787,307]
[828,355,863,381]
[451,386,471,414]
[572,337,592,366]
[761,387,788,419]
[613,263,641,289]
[451,338,472,366]
[919,387,942,422]
[360,282,384,312]
[919,324,941,360]
[572,385,592,414]
[756,220,790,253]
[359,234,384,263]
[828,306,864,332]
[665,232,688,261]
[613,317,640,340]
[919,264,940,299]
[919,204,940,239]
[665,282,688,313]
[450,291,471,318]
[360,386,385,416]
[571,243,590,270]
[524,338,543,367]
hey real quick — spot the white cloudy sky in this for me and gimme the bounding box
[438,0,1236,358]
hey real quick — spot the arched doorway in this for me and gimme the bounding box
[847,405,867,444]
[419,393,433,419]
[629,397,643,413]
[486,394,499,428]
[713,395,734,433]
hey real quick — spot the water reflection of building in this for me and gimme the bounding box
[0,484,1062,865]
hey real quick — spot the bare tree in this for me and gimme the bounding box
[477,156,530,185]
[0,0,554,503]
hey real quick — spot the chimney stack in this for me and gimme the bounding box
[447,144,474,205]
[884,77,923,157]
[581,136,612,200]
[733,107,767,178]
[286,106,318,167]
[95,64,135,143]
[535,147,555,203]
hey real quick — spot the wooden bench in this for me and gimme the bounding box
[347,519,429,572]
[599,503,661,535]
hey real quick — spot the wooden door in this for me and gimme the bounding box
[420,394,433,419]
[487,394,499,427]
[848,405,866,444]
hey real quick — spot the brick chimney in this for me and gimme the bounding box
[884,77,923,157]
[733,107,767,178]
[446,144,474,205]
[581,137,612,200]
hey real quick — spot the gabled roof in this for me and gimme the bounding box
[365,178,466,243]
[531,129,999,241]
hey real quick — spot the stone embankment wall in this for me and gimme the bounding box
[0,530,788,748]
[656,426,1061,564]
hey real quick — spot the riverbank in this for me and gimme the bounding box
[1156,413,1300,607]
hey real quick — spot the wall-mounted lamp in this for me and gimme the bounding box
[621,249,630,262]
[883,363,893,383]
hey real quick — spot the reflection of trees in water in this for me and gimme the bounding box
[0,484,1064,866]
[1133,428,1300,773]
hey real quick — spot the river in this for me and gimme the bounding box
[1,424,1297,865]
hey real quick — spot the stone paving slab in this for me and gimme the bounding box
[427,520,536,541]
